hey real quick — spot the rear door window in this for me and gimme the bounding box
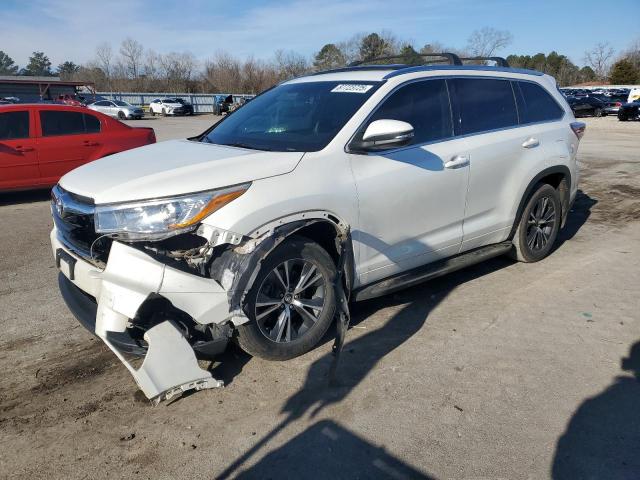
[0,111,30,140]
[40,111,101,136]
[515,81,564,124]
[450,78,518,135]
[365,79,453,145]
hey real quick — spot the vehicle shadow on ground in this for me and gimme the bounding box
[556,189,597,244]
[214,256,513,479]
[0,188,51,206]
[551,341,640,479]
[233,419,436,479]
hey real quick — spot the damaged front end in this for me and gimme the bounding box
[52,185,352,403]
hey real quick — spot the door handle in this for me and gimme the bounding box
[522,137,540,149]
[444,155,470,169]
[15,146,35,152]
[83,141,100,147]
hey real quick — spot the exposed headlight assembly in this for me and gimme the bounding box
[95,183,250,241]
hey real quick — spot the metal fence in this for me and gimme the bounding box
[94,92,255,113]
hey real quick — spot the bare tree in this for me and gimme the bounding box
[337,33,365,65]
[273,49,309,80]
[203,50,242,93]
[119,37,144,79]
[160,52,198,92]
[584,42,615,80]
[466,27,513,57]
[95,43,113,76]
[419,42,445,54]
[622,37,640,70]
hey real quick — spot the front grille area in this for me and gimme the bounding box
[52,185,112,266]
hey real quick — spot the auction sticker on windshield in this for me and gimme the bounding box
[331,84,374,93]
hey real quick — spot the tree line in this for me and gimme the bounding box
[1,30,639,94]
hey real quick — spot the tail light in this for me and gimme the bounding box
[147,129,156,143]
[615,102,622,107]
[570,121,586,140]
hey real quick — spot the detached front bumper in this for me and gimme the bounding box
[51,228,230,402]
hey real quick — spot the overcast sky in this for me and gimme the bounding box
[2,0,637,68]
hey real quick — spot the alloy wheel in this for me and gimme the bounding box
[526,196,556,252]
[254,259,327,343]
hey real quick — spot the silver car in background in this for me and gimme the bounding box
[88,100,145,120]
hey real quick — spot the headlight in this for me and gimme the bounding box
[95,184,250,241]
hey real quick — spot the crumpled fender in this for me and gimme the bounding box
[209,218,353,326]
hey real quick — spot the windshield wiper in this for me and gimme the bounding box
[221,142,272,151]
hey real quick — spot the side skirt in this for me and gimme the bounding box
[353,241,512,302]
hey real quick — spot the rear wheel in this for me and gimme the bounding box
[117,110,126,120]
[594,108,603,117]
[150,109,155,116]
[510,183,561,263]
[236,236,337,361]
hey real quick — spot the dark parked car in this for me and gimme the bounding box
[590,94,627,114]
[173,98,194,115]
[212,94,233,115]
[617,100,640,121]
[567,96,608,117]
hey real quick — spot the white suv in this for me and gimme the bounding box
[51,54,585,401]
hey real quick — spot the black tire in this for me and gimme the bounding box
[117,110,126,120]
[510,183,561,263]
[594,108,603,117]
[150,109,155,116]
[162,108,166,117]
[236,235,337,361]
[618,114,628,121]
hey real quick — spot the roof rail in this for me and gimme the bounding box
[459,56,510,67]
[349,52,463,67]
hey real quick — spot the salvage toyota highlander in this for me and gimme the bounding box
[51,53,585,402]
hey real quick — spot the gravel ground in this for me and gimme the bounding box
[0,115,638,480]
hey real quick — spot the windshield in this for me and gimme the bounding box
[113,100,130,107]
[201,81,380,152]
[164,98,179,103]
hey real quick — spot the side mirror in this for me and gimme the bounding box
[351,119,414,152]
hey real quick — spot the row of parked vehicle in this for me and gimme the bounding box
[2,93,246,119]
[559,87,640,120]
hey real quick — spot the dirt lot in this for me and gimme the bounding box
[0,115,638,480]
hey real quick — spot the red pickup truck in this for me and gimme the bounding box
[0,104,156,192]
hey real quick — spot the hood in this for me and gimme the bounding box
[164,102,182,108]
[59,139,303,204]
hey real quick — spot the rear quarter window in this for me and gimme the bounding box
[515,81,565,124]
[450,78,518,136]
[0,111,30,140]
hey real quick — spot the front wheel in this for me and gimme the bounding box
[510,183,561,263]
[117,110,126,120]
[594,108,603,117]
[162,108,167,117]
[236,236,337,361]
